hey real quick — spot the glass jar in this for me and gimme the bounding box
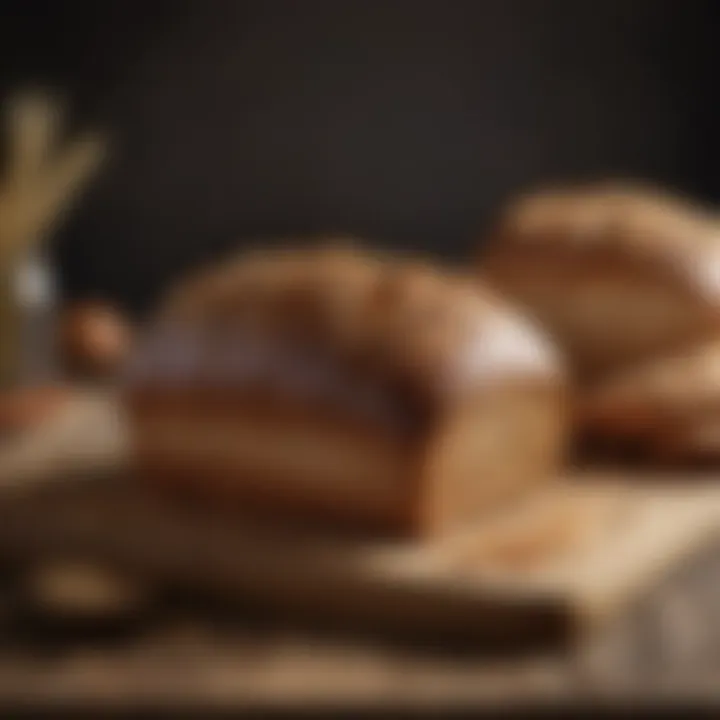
[0,250,57,388]
[0,268,19,388]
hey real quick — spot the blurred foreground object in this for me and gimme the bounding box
[480,182,720,383]
[21,558,153,628]
[59,301,133,381]
[123,243,567,539]
[0,384,71,438]
[0,89,107,387]
[0,388,126,488]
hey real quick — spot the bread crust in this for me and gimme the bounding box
[481,183,720,380]
[124,242,566,536]
[129,242,562,414]
[579,340,720,463]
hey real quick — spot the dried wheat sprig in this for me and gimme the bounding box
[17,133,106,254]
[5,91,63,188]
[0,90,107,266]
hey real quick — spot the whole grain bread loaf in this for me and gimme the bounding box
[123,242,567,537]
[480,183,720,382]
[579,339,720,464]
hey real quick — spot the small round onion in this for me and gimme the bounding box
[59,301,133,378]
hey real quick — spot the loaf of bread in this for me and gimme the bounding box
[579,340,720,464]
[480,183,720,381]
[123,244,567,538]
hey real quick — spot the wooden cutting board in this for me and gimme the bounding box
[1,389,720,648]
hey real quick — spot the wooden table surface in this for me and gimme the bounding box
[0,453,718,710]
[0,541,719,713]
[1,361,719,711]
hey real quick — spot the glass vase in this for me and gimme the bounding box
[0,251,57,389]
[0,268,20,388]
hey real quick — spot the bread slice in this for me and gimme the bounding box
[123,243,567,538]
[480,182,720,382]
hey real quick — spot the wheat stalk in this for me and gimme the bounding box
[0,90,107,266]
[0,89,107,386]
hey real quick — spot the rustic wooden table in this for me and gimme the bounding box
[0,543,718,713]
[0,353,718,712]
[0,453,718,711]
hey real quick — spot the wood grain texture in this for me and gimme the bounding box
[1,390,720,653]
[0,390,719,707]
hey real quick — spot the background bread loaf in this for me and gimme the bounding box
[480,183,720,383]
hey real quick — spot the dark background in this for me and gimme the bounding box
[0,0,717,317]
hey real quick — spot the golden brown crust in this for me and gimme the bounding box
[132,408,418,537]
[579,340,720,462]
[481,182,720,380]
[494,182,716,263]
[124,241,567,537]
[129,242,562,411]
